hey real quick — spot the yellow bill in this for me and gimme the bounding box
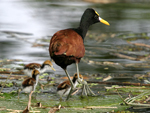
[51,67,56,71]
[99,17,110,26]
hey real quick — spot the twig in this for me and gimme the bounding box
[87,81,150,86]
[127,41,150,48]
[0,72,12,93]
[0,70,24,74]
[110,53,136,60]
[105,86,149,89]
[85,106,117,109]
[127,103,150,107]
[7,109,23,112]
[71,88,80,95]
[126,90,150,103]
[116,89,128,105]
[0,107,6,111]
[137,55,150,61]
[48,105,61,113]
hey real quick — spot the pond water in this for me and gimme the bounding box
[1,0,150,112]
[1,0,150,76]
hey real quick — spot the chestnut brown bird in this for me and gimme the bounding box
[22,69,40,93]
[49,8,109,100]
[57,73,83,98]
[24,60,55,77]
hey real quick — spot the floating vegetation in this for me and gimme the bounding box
[1,30,150,112]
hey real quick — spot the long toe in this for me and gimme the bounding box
[86,84,96,96]
[82,84,87,96]
[85,85,90,95]
[79,79,95,96]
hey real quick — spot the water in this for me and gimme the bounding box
[1,1,150,112]
[1,0,150,75]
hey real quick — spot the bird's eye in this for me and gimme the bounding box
[94,15,98,19]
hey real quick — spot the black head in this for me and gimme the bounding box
[80,8,100,25]
[72,73,83,83]
[77,8,109,39]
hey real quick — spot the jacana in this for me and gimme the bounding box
[49,8,110,100]
[57,73,83,98]
[22,69,40,93]
[24,60,55,77]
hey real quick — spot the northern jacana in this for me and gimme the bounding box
[24,60,55,77]
[57,73,83,98]
[22,69,40,93]
[49,8,110,100]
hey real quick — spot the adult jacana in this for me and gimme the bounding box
[24,60,55,77]
[49,8,109,99]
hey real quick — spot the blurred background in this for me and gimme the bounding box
[0,0,150,76]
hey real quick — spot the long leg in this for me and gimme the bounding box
[64,69,75,89]
[64,69,75,100]
[76,62,82,83]
[27,91,34,110]
[66,88,73,100]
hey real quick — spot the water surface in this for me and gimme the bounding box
[1,0,150,75]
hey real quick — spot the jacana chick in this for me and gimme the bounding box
[22,69,40,93]
[49,8,110,100]
[24,60,55,77]
[57,73,83,98]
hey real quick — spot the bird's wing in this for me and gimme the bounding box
[50,29,85,58]
[57,80,70,90]
[22,78,35,87]
[25,63,41,69]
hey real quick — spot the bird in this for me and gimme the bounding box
[24,60,55,77]
[22,69,40,93]
[57,73,83,98]
[49,8,110,100]
[21,70,40,112]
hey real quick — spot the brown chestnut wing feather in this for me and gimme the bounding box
[22,78,36,87]
[50,29,85,58]
[57,80,71,91]
[25,63,41,69]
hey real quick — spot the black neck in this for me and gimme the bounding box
[41,64,45,69]
[72,77,77,83]
[32,74,36,79]
[73,22,90,41]
[72,8,100,41]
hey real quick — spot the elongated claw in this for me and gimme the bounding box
[82,84,87,96]
[80,79,95,96]
[86,84,95,96]
[76,62,95,98]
